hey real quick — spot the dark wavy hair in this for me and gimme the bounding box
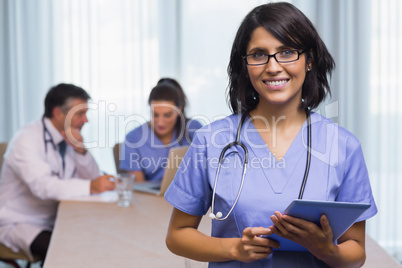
[44,83,91,118]
[227,2,335,114]
[148,78,189,144]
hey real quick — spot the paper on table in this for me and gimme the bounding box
[62,191,118,203]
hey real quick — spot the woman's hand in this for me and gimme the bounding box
[270,212,367,267]
[269,212,335,258]
[166,208,280,263]
[232,226,280,263]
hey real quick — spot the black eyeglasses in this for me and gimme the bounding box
[243,49,306,66]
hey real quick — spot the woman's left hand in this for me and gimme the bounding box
[269,212,336,258]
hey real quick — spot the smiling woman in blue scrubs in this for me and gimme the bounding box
[120,78,202,182]
[164,2,377,267]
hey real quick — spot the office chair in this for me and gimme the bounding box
[0,142,7,171]
[113,143,127,174]
[0,243,42,268]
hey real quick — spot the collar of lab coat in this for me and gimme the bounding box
[43,117,65,146]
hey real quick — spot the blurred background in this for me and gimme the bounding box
[0,0,401,262]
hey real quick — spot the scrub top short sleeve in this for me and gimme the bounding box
[120,124,149,172]
[120,119,203,181]
[334,139,377,221]
[164,131,212,216]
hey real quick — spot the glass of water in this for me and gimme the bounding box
[115,173,135,207]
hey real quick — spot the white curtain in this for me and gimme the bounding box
[0,0,177,172]
[293,0,401,260]
[367,0,402,260]
[0,0,401,261]
[55,0,165,172]
[0,0,60,138]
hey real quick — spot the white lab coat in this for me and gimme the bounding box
[0,118,100,259]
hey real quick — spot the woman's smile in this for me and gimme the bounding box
[263,78,289,90]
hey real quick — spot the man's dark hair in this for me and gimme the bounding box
[43,83,91,118]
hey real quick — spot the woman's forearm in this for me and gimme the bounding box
[318,239,365,268]
[166,224,240,262]
[316,221,366,268]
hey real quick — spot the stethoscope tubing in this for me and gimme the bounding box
[210,113,249,221]
[42,117,56,153]
[298,112,311,199]
[210,110,312,221]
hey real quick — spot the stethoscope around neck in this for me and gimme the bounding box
[42,117,57,153]
[42,117,69,174]
[209,109,312,221]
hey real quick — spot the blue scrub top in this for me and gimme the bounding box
[120,119,202,181]
[165,112,377,267]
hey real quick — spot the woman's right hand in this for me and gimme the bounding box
[232,227,280,263]
[166,208,280,263]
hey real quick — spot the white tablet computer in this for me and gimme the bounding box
[267,199,371,251]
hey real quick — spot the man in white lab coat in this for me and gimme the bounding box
[0,83,115,262]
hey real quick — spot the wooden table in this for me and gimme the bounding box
[44,192,210,268]
[43,191,400,267]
